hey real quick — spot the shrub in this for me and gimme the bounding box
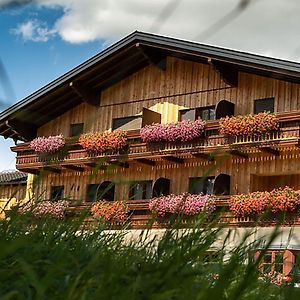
[30,135,65,153]
[229,187,300,216]
[140,119,205,143]
[19,200,69,219]
[149,193,215,217]
[91,201,128,223]
[219,112,279,137]
[79,130,127,153]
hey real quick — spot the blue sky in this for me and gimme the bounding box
[0,4,105,170]
[1,0,300,171]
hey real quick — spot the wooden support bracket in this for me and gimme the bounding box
[163,156,184,164]
[192,153,214,161]
[228,149,248,158]
[208,58,238,87]
[43,167,61,174]
[5,119,37,141]
[62,165,85,172]
[259,147,280,156]
[135,43,167,71]
[69,81,99,106]
[134,158,156,166]
[108,160,129,168]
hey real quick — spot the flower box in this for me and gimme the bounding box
[79,130,127,153]
[90,201,128,223]
[140,119,205,143]
[19,200,69,219]
[30,135,65,154]
[149,193,215,218]
[229,187,300,217]
[219,112,279,137]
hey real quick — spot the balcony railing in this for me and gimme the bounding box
[65,196,300,229]
[12,111,300,170]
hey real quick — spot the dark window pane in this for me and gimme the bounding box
[129,181,152,200]
[254,98,275,114]
[112,116,142,131]
[180,109,196,121]
[86,182,115,202]
[189,177,215,195]
[196,107,216,121]
[51,186,64,200]
[70,123,84,137]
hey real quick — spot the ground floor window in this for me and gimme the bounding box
[86,181,115,202]
[189,177,215,195]
[50,186,64,201]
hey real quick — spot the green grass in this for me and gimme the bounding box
[0,212,299,300]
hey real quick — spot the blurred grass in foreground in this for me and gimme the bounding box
[0,210,300,300]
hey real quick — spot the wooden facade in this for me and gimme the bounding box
[2,32,300,274]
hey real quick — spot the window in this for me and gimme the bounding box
[51,186,64,201]
[86,182,115,202]
[129,181,152,200]
[189,177,215,195]
[180,106,216,122]
[112,116,142,131]
[254,98,275,114]
[261,251,284,274]
[70,123,84,137]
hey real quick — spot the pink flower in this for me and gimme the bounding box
[140,119,206,143]
[30,135,65,153]
[149,193,215,217]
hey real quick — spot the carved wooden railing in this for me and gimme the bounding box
[12,111,300,168]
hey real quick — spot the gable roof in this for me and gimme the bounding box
[1,30,300,141]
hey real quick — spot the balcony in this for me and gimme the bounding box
[11,111,300,173]
[65,196,300,229]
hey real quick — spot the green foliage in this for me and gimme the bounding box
[0,213,299,300]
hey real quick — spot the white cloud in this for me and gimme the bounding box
[12,19,56,42]
[4,0,300,61]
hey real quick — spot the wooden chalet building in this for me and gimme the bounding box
[1,31,300,274]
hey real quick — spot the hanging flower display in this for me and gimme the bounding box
[79,130,127,153]
[140,119,206,143]
[30,135,65,153]
[219,112,279,137]
[149,193,215,217]
[91,201,128,223]
[19,200,69,219]
[229,187,300,216]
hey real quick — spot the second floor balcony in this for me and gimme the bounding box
[11,111,300,173]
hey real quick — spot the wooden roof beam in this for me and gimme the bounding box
[5,119,37,141]
[208,58,238,87]
[69,81,99,106]
[163,156,184,164]
[135,43,167,71]
[134,158,156,166]
[259,147,280,156]
[228,149,248,159]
